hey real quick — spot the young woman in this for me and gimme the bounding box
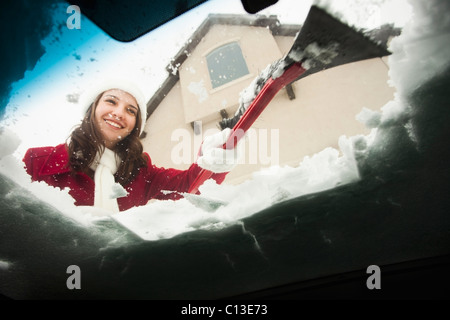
[22,83,239,213]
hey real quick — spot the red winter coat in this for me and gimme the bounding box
[23,144,227,212]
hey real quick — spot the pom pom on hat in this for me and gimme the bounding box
[80,78,147,133]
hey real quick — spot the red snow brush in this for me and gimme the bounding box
[188,5,390,194]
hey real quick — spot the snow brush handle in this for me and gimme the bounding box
[188,62,306,194]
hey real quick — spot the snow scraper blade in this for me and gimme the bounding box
[188,5,391,194]
[285,5,391,81]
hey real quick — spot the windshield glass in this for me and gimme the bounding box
[4,0,449,301]
[1,0,409,153]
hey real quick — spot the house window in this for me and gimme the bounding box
[206,42,249,89]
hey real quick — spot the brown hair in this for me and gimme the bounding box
[67,91,148,186]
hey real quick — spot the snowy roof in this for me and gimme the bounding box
[145,13,300,119]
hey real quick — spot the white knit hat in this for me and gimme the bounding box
[80,78,147,134]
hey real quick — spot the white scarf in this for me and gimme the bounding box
[90,148,127,213]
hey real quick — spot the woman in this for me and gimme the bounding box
[22,82,239,213]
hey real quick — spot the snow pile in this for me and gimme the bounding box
[0,133,98,227]
[0,127,21,160]
[355,0,450,144]
[387,0,450,96]
[114,135,360,240]
[355,107,381,129]
[113,198,221,240]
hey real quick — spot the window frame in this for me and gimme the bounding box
[205,40,251,90]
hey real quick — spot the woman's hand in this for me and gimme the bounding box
[197,128,242,173]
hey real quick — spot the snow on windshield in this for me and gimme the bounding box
[1,0,440,242]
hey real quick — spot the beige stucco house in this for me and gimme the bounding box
[141,14,396,185]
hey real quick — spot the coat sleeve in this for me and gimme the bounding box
[143,154,228,201]
[22,147,53,181]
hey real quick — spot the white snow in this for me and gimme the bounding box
[356,107,381,129]
[387,0,450,96]
[1,0,446,241]
[237,65,271,111]
[114,135,360,240]
[0,135,96,226]
[110,183,129,199]
[287,42,340,69]
[187,80,209,103]
[313,0,413,30]
[0,260,12,271]
[0,127,21,160]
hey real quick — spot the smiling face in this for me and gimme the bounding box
[94,89,139,149]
